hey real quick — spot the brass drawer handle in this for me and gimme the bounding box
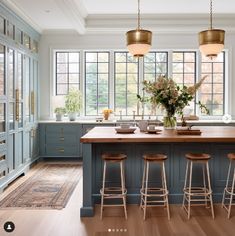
[58,148,64,153]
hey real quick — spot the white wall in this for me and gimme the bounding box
[39,31,235,120]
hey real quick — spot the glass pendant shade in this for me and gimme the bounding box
[199,29,225,59]
[126,29,152,57]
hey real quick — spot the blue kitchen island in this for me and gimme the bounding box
[80,126,235,217]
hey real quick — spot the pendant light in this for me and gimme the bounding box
[126,0,152,57]
[199,0,225,59]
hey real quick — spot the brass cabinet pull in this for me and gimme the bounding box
[31,91,34,115]
[58,148,64,153]
[15,89,19,121]
[31,128,36,138]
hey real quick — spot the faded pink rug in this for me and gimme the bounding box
[0,163,82,209]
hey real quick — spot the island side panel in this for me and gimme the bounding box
[80,143,94,217]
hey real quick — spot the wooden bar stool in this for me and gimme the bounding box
[182,153,214,219]
[100,153,127,219]
[222,153,235,219]
[140,154,170,220]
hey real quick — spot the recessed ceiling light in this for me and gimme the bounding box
[45,10,51,13]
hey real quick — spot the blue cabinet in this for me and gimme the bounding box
[40,124,82,158]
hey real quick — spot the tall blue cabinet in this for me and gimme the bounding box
[0,3,40,192]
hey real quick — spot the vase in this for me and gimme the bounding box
[163,116,177,129]
[68,113,77,121]
[56,113,63,121]
[103,113,109,120]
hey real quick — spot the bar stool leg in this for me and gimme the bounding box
[182,160,189,208]
[202,163,208,207]
[143,161,149,220]
[100,161,107,219]
[227,168,235,219]
[140,160,147,208]
[222,160,231,209]
[206,162,214,219]
[162,161,170,220]
[187,161,193,219]
[120,161,127,219]
[161,164,166,207]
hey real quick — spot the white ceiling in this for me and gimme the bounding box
[3,0,235,34]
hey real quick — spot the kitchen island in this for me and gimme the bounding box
[80,126,235,217]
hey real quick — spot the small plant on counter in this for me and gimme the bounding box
[65,88,82,121]
[54,107,66,121]
[102,109,113,120]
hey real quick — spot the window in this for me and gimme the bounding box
[114,52,139,116]
[143,52,168,115]
[53,50,226,118]
[85,52,110,115]
[200,52,225,116]
[0,44,5,96]
[55,52,80,95]
[172,51,196,113]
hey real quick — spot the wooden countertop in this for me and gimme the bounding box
[80,126,235,143]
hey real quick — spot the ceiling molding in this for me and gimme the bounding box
[55,0,86,34]
[2,0,42,33]
[85,13,235,34]
[73,0,88,18]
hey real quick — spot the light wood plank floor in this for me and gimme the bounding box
[0,161,235,236]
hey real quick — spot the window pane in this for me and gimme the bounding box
[0,103,5,132]
[200,52,225,116]
[115,52,139,116]
[85,52,110,115]
[0,44,5,96]
[55,52,80,96]
[8,49,14,99]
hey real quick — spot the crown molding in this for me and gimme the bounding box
[2,0,42,33]
[55,0,86,34]
[86,13,235,34]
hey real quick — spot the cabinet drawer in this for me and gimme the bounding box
[45,145,78,156]
[46,133,78,145]
[46,125,77,134]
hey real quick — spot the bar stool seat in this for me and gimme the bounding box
[100,153,127,219]
[222,153,235,219]
[185,153,211,160]
[140,153,170,220]
[182,153,214,219]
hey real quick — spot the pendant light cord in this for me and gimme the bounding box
[210,0,213,29]
[137,0,140,29]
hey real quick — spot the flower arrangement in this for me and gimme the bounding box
[140,75,209,128]
[102,109,113,120]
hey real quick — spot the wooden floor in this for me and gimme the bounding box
[0,161,235,236]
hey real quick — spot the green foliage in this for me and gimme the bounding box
[54,107,66,115]
[65,88,82,113]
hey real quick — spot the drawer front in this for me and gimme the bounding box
[45,125,78,135]
[45,145,78,156]
[46,133,78,145]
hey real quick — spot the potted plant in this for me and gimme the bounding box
[65,88,82,121]
[54,107,66,121]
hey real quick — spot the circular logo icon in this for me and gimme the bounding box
[4,221,15,233]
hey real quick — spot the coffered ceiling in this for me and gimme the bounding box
[2,0,235,34]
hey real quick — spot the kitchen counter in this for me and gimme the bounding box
[80,126,235,217]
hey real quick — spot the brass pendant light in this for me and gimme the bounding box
[199,0,225,59]
[126,0,152,57]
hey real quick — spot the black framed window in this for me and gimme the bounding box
[200,52,225,116]
[143,52,168,115]
[114,52,139,116]
[55,51,80,95]
[85,52,110,115]
[172,51,196,114]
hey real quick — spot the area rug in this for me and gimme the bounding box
[0,163,82,209]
